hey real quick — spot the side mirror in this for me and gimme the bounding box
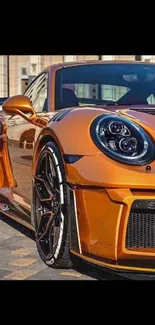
[2,95,36,122]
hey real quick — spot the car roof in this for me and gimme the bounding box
[41,60,155,73]
[43,60,155,73]
[61,60,155,67]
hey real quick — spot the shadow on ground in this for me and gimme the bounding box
[0,213,35,240]
[1,213,154,280]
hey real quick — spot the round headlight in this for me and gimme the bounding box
[90,115,155,165]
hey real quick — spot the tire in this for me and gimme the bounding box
[33,141,73,268]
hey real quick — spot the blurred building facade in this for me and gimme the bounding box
[0,55,154,97]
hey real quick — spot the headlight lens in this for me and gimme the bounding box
[90,115,155,165]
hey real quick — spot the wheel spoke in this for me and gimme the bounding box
[37,212,55,242]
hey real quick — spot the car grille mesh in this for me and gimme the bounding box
[126,210,155,249]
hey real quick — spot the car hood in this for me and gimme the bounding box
[0,104,155,135]
[77,104,155,132]
[110,106,155,134]
[45,105,155,188]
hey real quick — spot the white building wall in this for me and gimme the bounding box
[0,56,7,97]
[77,55,98,61]
[3,55,155,97]
[42,56,63,69]
[28,55,42,75]
[102,55,114,60]
[142,55,155,62]
[64,56,77,62]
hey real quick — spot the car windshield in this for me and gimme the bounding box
[55,63,155,109]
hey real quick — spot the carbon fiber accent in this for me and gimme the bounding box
[126,206,155,249]
[63,154,83,164]
[50,108,72,122]
[130,108,155,115]
[68,186,81,254]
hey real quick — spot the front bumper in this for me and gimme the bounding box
[72,187,155,274]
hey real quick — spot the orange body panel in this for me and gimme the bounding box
[34,107,155,189]
[33,106,155,272]
[73,188,155,272]
[0,122,15,188]
[66,155,155,188]
[2,60,155,274]
[31,63,155,273]
[75,188,123,260]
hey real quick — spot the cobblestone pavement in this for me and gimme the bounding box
[1,213,155,280]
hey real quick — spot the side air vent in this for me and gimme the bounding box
[63,154,83,164]
[50,108,72,122]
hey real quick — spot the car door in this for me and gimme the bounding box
[7,71,49,204]
[0,116,16,189]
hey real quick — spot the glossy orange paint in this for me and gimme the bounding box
[34,107,155,188]
[70,187,155,273]
[2,60,155,274]
[32,105,155,272]
[0,122,15,188]
[3,95,36,119]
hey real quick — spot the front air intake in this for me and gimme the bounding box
[126,200,155,249]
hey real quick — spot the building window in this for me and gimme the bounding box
[32,63,37,73]
[21,67,27,76]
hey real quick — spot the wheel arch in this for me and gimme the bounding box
[32,129,65,177]
[31,134,82,258]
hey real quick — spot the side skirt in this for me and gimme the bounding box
[0,189,33,230]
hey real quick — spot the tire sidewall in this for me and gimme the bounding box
[34,141,70,267]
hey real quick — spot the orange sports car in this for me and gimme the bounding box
[0,60,155,274]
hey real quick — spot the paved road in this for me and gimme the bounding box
[0,213,114,280]
[1,213,155,280]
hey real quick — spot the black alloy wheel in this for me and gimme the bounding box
[33,141,72,268]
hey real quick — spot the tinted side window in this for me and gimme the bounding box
[25,73,48,113]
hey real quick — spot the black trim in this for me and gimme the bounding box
[130,108,155,115]
[83,251,155,272]
[68,186,81,254]
[82,251,116,265]
[50,108,72,122]
[63,154,83,164]
[131,189,155,193]
[67,183,104,190]
[118,259,155,269]
[131,199,155,210]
